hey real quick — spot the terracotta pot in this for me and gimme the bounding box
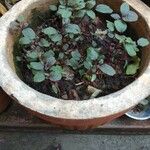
[0,88,10,113]
[0,0,150,130]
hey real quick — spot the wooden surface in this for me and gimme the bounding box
[0,101,149,134]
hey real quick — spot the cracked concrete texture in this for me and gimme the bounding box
[0,132,150,150]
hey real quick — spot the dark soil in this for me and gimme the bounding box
[14,10,137,100]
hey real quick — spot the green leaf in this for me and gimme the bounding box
[50,65,63,81]
[33,72,45,82]
[111,13,121,19]
[27,51,38,59]
[99,64,116,76]
[86,0,96,9]
[79,69,85,76]
[106,20,115,32]
[74,10,86,18]
[49,5,57,11]
[87,47,98,60]
[57,5,72,18]
[107,32,114,38]
[42,27,58,36]
[43,50,55,58]
[96,4,113,14]
[84,59,93,69]
[46,56,56,66]
[39,38,50,47]
[68,34,74,39]
[115,34,126,43]
[86,10,96,19]
[91,74,96,82]
[125,37,135,44]
[19,37,31,45]
[63,44,69,51]
[69,58,79,69]
[126,57,140,75]
[43,50,56,66]
[114,20,127,33]
[50,34,62,42]
[122,11,138,22]
[22,28,36,40]
[71,50,81,61]
[137,38,149,47]
[75,1,85,10]
[65,24,81,34]
[124,43,137,57]
[126,64,138,75]
[58,52,64,59]
[30,62,44,70]
[120,2,130,15]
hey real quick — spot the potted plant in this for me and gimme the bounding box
[0,0,150,130]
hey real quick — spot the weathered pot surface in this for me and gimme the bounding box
[0,0,150,130]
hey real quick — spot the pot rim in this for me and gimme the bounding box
[0,0,150,120]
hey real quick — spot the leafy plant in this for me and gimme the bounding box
[137,38,150,47]
[34,72,45,82]
[16,0,150,100]
[98,64,116,76]
[65,23,81,34]
[96,4,113,14]
[19,27,36,44]
[110,2,138,22]
[126,57,140,75]
[50,65,63,81]
[114,20,127,33]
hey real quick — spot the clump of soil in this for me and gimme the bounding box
[14,10,137,100]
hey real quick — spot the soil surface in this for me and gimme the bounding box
[14,10,137,100]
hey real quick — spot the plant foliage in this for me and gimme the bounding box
[16,0,149,98]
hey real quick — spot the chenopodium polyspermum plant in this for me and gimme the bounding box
[17,0,149,85]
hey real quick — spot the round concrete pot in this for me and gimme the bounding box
[0,0,150,130]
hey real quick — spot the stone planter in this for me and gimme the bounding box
[0,0,150,130]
